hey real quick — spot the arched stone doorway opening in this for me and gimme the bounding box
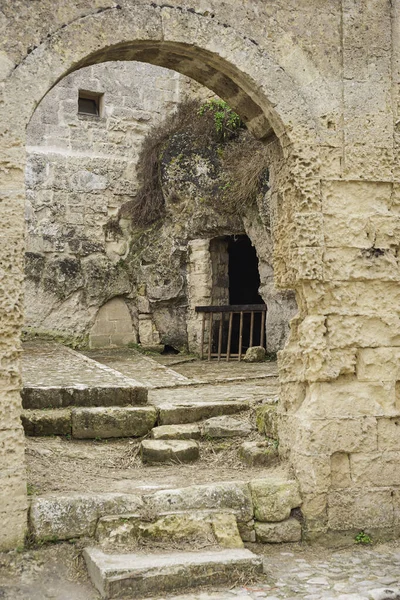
[2,4,329,549]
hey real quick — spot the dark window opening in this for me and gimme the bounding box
[78,91,103,116]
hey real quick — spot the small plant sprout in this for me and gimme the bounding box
[355,530,373,545]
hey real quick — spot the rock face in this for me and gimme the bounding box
[244,347,266,362]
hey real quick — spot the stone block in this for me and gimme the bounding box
[0,509,27,551]
[256,404,278,438]
[202,416,252,438]
[295,417,378,454]
[249,478,302,523]
[377,417,400,451]
[357,348,400,382]
[239,441,279,467]
[331,453,352,489]
[158,401,249,425]
[21,409,71,436]
[0,428,26,472]
[301,379,395,419]
[141,440,199,464]
[30,493,144,540]
[254,518,302,543]
[72,406,157,439]
[84,547,262,599]
[144,481,253,523]
[328,489,394,530]
[243,347,265,362]
[151,424,201,440]
[237,520,256,542]
[321,180,392,217]
[96,511,243,549]
[350,452,400,487]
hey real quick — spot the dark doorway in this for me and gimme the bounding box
[228,235,263,305]
[227,235,265,353]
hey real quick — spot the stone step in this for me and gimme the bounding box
[150,415,253,441]
[30,477,302,544]
[72,406,158,439]
[151,423,202,440]
[141,439,199,464]
[22,406,158,438]
[83,547,263,599]
[95,510,244,549]
[158,400,250,425]
[239,441,279,467]
[22,342,148,409]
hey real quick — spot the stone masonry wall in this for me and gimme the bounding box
[25,61,187,343]
[1,0,400,548]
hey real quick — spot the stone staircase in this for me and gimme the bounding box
[29,476,302,598]
[22,342,280,468]
[23,342,301,598]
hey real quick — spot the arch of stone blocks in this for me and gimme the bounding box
[1,1,399,549]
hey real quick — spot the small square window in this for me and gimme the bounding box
[78,90,103,117]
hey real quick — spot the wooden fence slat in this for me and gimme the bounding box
[208,312,213,361]
[260,310,266,348]
[226,311,233,362]
[217,312,223,362]
[238,311,244,361]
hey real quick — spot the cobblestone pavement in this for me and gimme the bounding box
[1,542,399,600]
[149,543,400,600]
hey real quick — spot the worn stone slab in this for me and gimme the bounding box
[158,401,249,425]
[254,518,302,543]
[141,440,199,464]
[72,406,157,439]
[249,478,302,523]
[202,416,252,438]
[151,423,201,440]
[144,481,253,522]
[239,441,279,467]
[30,493,144,540]
[21,408,71,436]
[83,547,263,599]
[96,510,243,549]
[22,342,148,408]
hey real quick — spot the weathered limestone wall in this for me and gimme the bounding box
[25,61,186,343]
[1,0,400,548]
[25,63,293,353]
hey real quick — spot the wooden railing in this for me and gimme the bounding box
[195,304,267,361]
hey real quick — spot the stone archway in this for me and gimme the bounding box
[2,1,396,550]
